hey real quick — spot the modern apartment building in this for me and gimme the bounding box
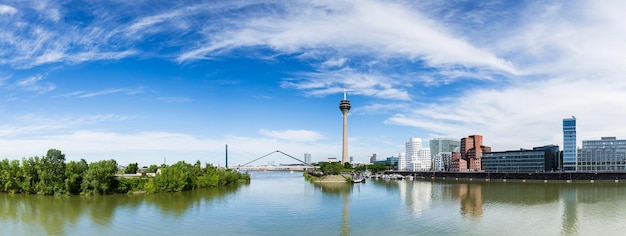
[433,152,453,171]
[460,135,491,171]
[563,117,577,171]
[398,152,409,171]
[406,138,431,171]
[578,137,626,171]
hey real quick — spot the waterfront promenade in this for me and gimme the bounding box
[388,171,626,183]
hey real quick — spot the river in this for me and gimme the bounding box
[2,171,626,235]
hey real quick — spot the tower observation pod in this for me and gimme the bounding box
[339,88,351,164]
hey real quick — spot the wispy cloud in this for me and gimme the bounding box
[259,129,324,142]
[61,87,146,98]
[14,75,55,93]
[282,68,411,101]
[0,4,17,15]
[177,0,517,76]
[0,113,128,138]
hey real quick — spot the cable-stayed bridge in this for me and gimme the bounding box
[231,150,315,171]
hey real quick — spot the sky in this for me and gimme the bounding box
[2,0,626,167]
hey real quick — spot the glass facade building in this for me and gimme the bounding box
[578,137,626,171]
[563,117,577,171]
[430,138,460,170]
[482,145,560,172]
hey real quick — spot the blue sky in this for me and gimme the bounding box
[2,0,626,166]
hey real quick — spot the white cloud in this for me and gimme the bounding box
[282,68,412,101]
[0,113,129,137]
[259,129,323,142]
[15,75,55,93]
[176,0,517,76]
[0,4,17,15]
[60,87,146,98]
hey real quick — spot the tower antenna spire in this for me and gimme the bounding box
[343,86,347,100]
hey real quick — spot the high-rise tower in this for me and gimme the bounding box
[563,117,577,171]
[339,88,351,163]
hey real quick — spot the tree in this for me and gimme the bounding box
[343,162,352,169]
[125,163,139,174]
[37,149,67,195]
[81,159,118,195]
[65,159,88,194]
[147,164,159,173]
[21,156,40,193]
[320,162,342,175]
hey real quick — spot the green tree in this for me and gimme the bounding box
[320,162,342,175]
[153,161,191,192]
[147,164,159,173]
[21,156,40,193]
[81,159,118,195]
[343,162,352,169]
[37,149,67,195]
[125,163,139,174]
[65,159,88,194]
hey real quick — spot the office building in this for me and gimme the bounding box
[406,138,431,171]
[578,137,626,171]
[563,117,577,171]
[450,152,466,172]
[398,152,409,171]
[460,135,491,171]
[430,138,460,171]
[482,145,560,172]
[304,153,311,164]
[369,153,377,164]
[434,152,453,171]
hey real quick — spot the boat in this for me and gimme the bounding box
[351,172,366,183]
[352,178,365,183]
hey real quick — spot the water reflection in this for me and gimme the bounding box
[310,181,353,236]
[0,184,244,235]
[453,183,483,217]
[561,188,578,235]
[398,180,432,216]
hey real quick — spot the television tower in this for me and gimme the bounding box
[339,87,351,163]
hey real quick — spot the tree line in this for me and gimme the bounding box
[0,149,250,195]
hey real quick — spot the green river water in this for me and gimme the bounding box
[1,171,625,235]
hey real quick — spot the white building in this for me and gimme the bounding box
[398,152,409,171]
[433,152,452,171]
[406,138,431,171]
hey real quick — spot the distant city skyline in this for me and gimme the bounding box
[2,1,626,166]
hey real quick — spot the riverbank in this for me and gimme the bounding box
[303,172,348,183]
[387,171,626,183]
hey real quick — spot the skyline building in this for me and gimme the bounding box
[406,138,431,171]
[482,145,560,172]
[578,137,626,171]
[430,138,460,170]
[434,152,453,171]
[369,153,377,164]
[460,135,491,171]
[339,88,351,163]
[563,117,577,171]
[304,153,311,164]
[398,152,409,171]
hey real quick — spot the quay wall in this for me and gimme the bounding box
[387,171,626,183]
